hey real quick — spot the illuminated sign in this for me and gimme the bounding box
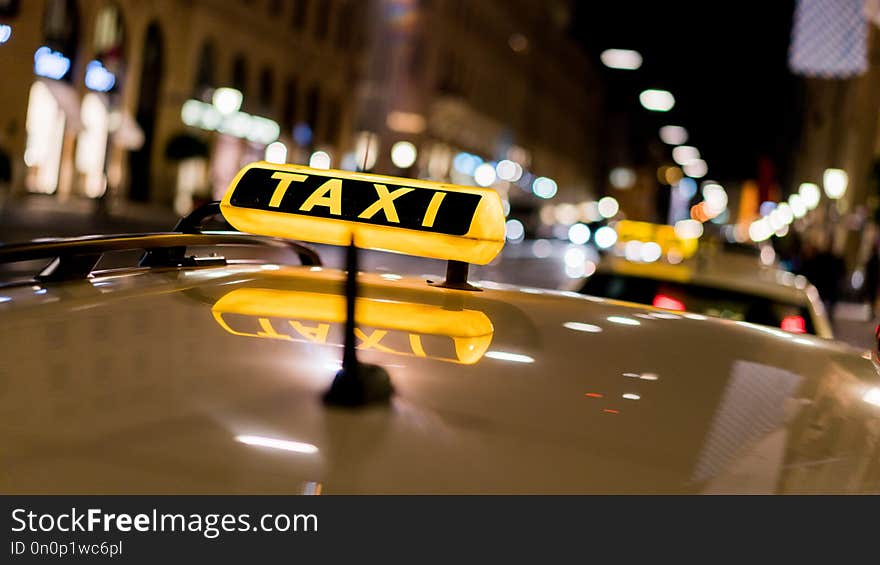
[181,99,280,146]
[614,220,699,259]
[212,288,494,364]
[221,162,506,265]
[33,46,70,80]
[84,60,116,92]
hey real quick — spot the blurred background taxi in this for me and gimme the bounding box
[573,252,833,338]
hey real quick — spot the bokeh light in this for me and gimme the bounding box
[640,241,662,263]
[659,125,688,145]
[474,163,497,186]
[683,159,707,178]
[798,182,821,209]
[600,49,643,70]
[674,219,703,239]
[568,223,591,245]
[788,194,807,218]
[597,196,619,218]
[639,89,675,112]
[823,168,848,199]
[505,219,525,242]
[594,226,618,249]
[532,176,558,199]
[496,159,523,182]
[672,146,700,165]
[264,141,288,164]
[309,150,331,169]
[609,167,636,189]
[390,141,417,168]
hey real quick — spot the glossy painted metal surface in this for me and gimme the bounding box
[2,263,879,493]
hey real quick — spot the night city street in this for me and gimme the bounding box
[4,1,880,549]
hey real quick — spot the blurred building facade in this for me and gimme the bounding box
[0,0,364,214]
[0,0,601,220]
[791,25,880,273]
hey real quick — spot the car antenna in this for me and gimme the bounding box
[323,235,394,407]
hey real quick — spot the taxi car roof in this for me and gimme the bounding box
[3,260,878,494]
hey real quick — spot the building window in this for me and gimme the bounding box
[335,0,351,50]
[305,85,320,143]
[282,77,298,130]
[410,35,425,79]
[258,66,274,117]
[437,50,458,94]
[41,0,79,82]
[314,0,330,40]
[90,4,125,94]
[268,0,283,16]
[324,96,341,145]
[231,54,248,98]
[291,0,309,30]
[0,0,20,17]
[194,40,215,100]
[93,4,123,54]
[43,0,77,45]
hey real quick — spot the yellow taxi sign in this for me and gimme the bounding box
[212,288,494,365]
[614,220,699,259]
[220,162,506,265]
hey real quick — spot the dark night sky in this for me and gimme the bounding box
[573,0,804,187]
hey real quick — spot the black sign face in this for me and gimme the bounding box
[229,168,481,236]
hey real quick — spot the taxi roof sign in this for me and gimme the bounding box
[220,162,506,265]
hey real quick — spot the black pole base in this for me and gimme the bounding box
[427,260,482,291]
[323,363,394,407]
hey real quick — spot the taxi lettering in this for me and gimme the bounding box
[220,162,506,264]
[356,185,413,223]
[210,287,495,364]
[227,166,481,236]
[218,315,417,357]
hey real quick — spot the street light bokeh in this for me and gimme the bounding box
[609,166,636,189]
[659,125,688,145]
[672,145,700,165]
[701,183,727,215]
[600,49,643,70]
[639,89,675,112]
[597,196,619,218]
[474,162,497,187]
[683,159,707,178]
[788,193,807,218]
[390,141,418,168]
[264,141,287,164]
[532,177,558,199]
[776,202,794,225]
[749,218,773,242]
[309,150,331,169]
[594,226,617,248]
[212,87,243,115]
[674,219,703,239]
[823,168,848,199]
[568,223,591,245]
[798,182,821,209]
